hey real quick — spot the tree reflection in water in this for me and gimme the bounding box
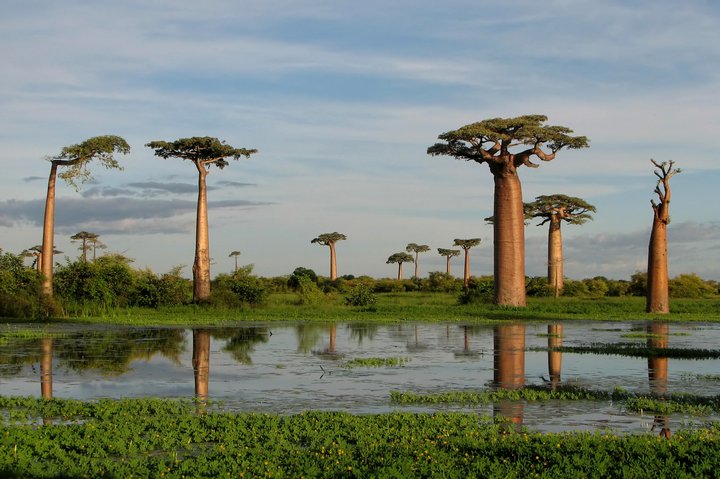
[648,322,671,438]
[547,324,563,390]
[493,324,526,429]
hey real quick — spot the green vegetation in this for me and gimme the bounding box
[344,356,410,368]
[3,397,720,478]
[536,343,720,359]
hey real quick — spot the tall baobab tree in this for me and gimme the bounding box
[437,248,461,275]
[229,251,241,273]
[428,115,588,306]
[405,243,430,279]
[71,231,99,263]
[525,195,596,297]
[146,137,257,303]
[453,238,481,289]
[386,252,414,280]
[647,160,680,314]
[41,136,130,297]
[311,232,346,280]
[88,236,106,262]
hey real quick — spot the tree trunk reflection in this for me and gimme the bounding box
[648,322,670,438]
[493,324,525,429]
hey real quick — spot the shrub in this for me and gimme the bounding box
[295,276,326,305]
[287,267,318,289]
[423,272,462,293]
[669,273,716,298]
[345,284,377,307]
[525,277,553,297]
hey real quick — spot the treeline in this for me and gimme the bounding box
[1,248,717,318]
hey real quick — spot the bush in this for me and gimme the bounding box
[287,267,318,289]
[344,284,377,307]
[525,277,553,297]
[423,272,462,293]
[213,267,267,307]
[669,273,716,298]
[295,276,326,305]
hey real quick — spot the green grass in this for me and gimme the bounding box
[2,396,720,478]
[343,356,410,368]
[534,343,720,359]
[6,294,719,326]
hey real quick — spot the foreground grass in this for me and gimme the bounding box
[2,397,720,478]
[13,294,720,326]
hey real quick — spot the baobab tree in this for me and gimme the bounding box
[70,231,99,263]
[146,137,257,303]
[453,238,481,289]
[311,232,346,280]
[229,251,241,273]
[88,236,106,262]
[428,115,588,306]
[437,248,461,275]
[647,160,680,314]
[525,195,596,297]
[40,136,130,297]
[406,243,430,278]
[386,252,414,280]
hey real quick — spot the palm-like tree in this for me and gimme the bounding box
[525,195,596,297]
[428,116,588,306]
[386,252,414,280]
[40,136,129,297]
[405,243,430,279]
[71,231,99,263]
[453,238,481,289]
[146,137,257,303]
[437,248,461,275]
[311,232,346,280]
[229,251,242,273]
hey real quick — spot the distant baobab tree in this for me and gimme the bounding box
[525,195,596,297]
[40,136,130,297]
[647,160,680,314]
[428,115,588,306]
[311,232,346,280]
[146,137,257,303]
[437,248,461,275]
[22,245,61,273]
[386,252,414,280]
[229,251,241,272]
[88,236,106,262]
[71,231,99,263]
[453,238,481,289]
[405,243,430,278]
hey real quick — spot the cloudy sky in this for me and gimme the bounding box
[1,0,719,280]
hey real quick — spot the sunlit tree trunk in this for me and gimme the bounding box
[397,263,403,280]
[40,162,59,297]
[493,173,526,306]
[193,164,211,302]
[548,216,563,297]
[192,330,210,403]
[462,249,470,289]
[547,324,562,390]
[329,242,338,280]
[493,324,525,428]
[647,322,670,438]
[329,324,336,353]
[413,253,419,278]
[646,161,676,314]
[445,257,451,275]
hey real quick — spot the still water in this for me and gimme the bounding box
[2,321,719,434]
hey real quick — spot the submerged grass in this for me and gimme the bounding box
[343,356,411,368]
[7,294,719,326]
[533,343,720,359]
[2,396,720,478]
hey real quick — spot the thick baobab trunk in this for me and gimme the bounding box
[329,243,338,280]
[397,263,404,280]
[445,257,451,275]
[40,162,59,297]
[413,253,419,279]
[192,329,210,401]
[647,218,669,313]
[462,249,470,289]
[193,165,212,302]
[548,216,563,297]
[493,173,526,306]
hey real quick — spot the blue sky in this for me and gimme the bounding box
[1,0,719,280]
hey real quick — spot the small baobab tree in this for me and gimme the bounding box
[525,195,596,297]
[428,115,588,306]
[146,137,257,303]
[453,238,481,289]
[88,236,106,262]
[406,243,430,278]
[40,136,130,297]
[70,231,99,263]
[229,251,241,272]
[386,252,414,280]
[311,232,346,280]
[647,160,680,314]
[438,248,461,275]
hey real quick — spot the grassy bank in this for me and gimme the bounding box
[10,293,719,326]
[2,397,720,478]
